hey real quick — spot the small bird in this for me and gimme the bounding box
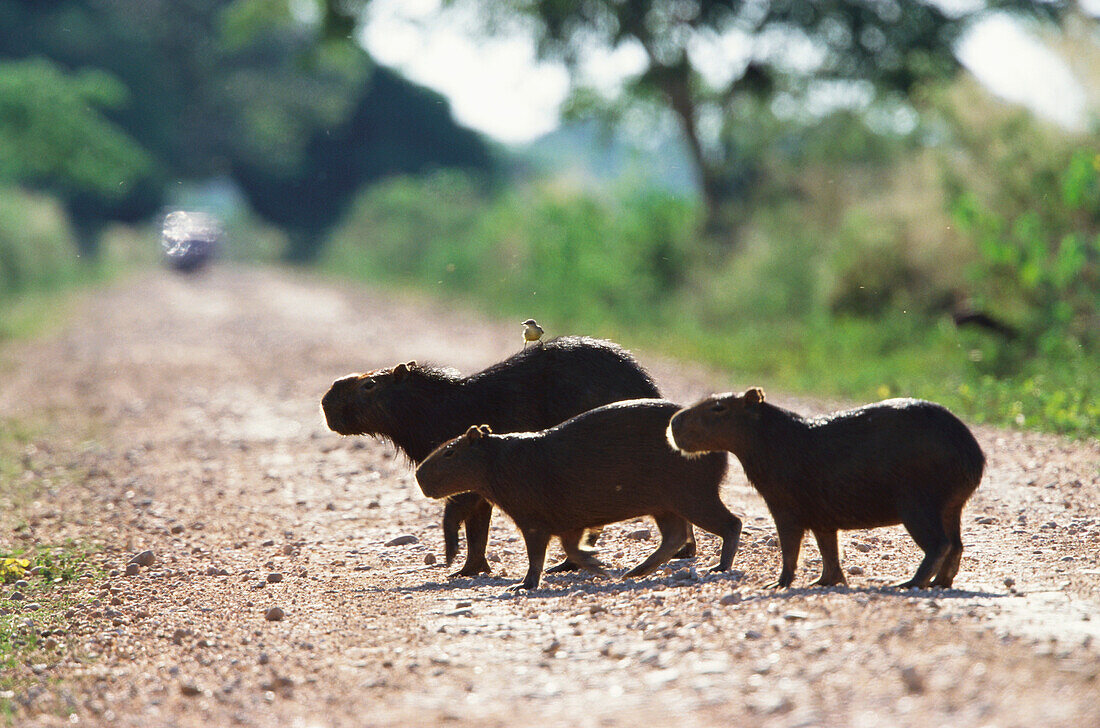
[522,318,544,349]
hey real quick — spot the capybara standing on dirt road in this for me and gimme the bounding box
[668,389,985,589]
[321,336,681,576]
[415,399,740,591]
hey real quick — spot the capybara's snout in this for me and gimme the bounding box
[667,407,708,454]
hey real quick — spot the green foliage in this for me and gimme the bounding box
[0,187,80,297]
[324,172,1099,438]
[0,59,153,201]
[453,0,1067,215]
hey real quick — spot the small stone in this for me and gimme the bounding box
[13,580,28,589]
[130,550,155,567]
[543,639,561,656]
[266,573,283,583]
[455,601,472,609]
[180,684,202,697]
[900,666,925,694]
[43,637,59,650]
[424,553,437,565]
[385,535,418,547]
[261,539,275,547]
[171,629,188,645]
[23,603,41,612]
[1003,577,1016,588]
[170,524,185,534]
[258,653,270,665]
[265,607,285,622]
[125,564,140,576]
[783,611,809,621]
[848,566,864,575]
[282,545,295,556]
[626,529,651,541]
[8,591,24,602]
[854,543,872,553]
[720,592,742,606]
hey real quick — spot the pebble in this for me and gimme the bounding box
[626,529,651,541]
[848,566,864,576]
[170,524,185,534]
[1003,577,1016,588]
[130,550,156,567]
[267,573,284,583]
[180,684,202,697]
[900,666,925,694]
[265,607,285,622]
[24,603,41,612]
[8,591,24,601]
[282,545,295,556]
[719,592,742,606]
[13,580,29,589]
[385,535,418,547]
[424,553,437,565]
[854,543,872,552]
[125,564,140,576]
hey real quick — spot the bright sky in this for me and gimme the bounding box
[361,0,1093,144]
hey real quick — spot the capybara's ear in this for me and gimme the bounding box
[392,363,409,381]
[744,387,765,405]
[465,425,483,440]
[405,360,417,368]
[477,424,492,435]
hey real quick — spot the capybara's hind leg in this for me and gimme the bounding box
[451,496,493,577]
[558,529,608,577]
[675,497,742,572]
[511,529,551,592]
[765,519,804,588]
[932,502,965,588]
[623,514,689,578]
[810,528,846,587]
[545,529,604,573]
[673,528,697,559]
[896,511,950,589]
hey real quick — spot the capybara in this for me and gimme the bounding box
[415,399,741,591]
[320,336,689,576]
[668,388,985,589]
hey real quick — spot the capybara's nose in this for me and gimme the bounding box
[322,375,357,409]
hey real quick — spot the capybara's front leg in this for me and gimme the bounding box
[511,529,551,591]
[449,495,493,577]
[765,520,804,588]
[810,528,846,587]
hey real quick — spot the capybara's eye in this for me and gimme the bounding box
[711,402,728,414]
[443,448,455,458]
[360,378,376,390]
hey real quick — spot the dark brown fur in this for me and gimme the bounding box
[320,336,677,576]
[669,388,985,589]
[416,399,741,591]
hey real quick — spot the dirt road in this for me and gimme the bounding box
[1,267,1098,727]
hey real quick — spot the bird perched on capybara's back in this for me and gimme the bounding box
[320,336,666,576]
[415,399,739,591]
[669,389,985,589]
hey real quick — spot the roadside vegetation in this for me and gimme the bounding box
[323,92,1099,439]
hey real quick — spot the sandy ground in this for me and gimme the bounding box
[0,266,1098,727]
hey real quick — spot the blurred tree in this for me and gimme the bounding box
[0,0,492,260]
[0,59,160,255]
[453,0,1067,224]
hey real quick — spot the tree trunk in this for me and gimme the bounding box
[659,74,723,229]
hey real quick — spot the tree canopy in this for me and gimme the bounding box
[455,0,1068,218]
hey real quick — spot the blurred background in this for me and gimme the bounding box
[0,0,1097,436]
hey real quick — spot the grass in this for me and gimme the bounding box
[320,173,1100,439]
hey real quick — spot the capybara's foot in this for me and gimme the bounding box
[891,578,928,590]
[810,574,847,587]
[764,576,794,589]
[673,541,696,559]
[708,563,728,573]
[449,558,491,578]
[545,559,581,574]
[507,581,536,592]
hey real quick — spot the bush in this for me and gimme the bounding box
[0,187,81,296]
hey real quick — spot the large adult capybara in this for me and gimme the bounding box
[668,388,985,589]
[415,399,741,591]
[320,336,680,576]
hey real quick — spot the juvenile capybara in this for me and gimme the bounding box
[415,399,741,591]
[320,336,685,576]
[668,389,985,589]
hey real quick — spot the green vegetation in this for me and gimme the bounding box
[323,135,1099,438]
[0,543,102,721]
